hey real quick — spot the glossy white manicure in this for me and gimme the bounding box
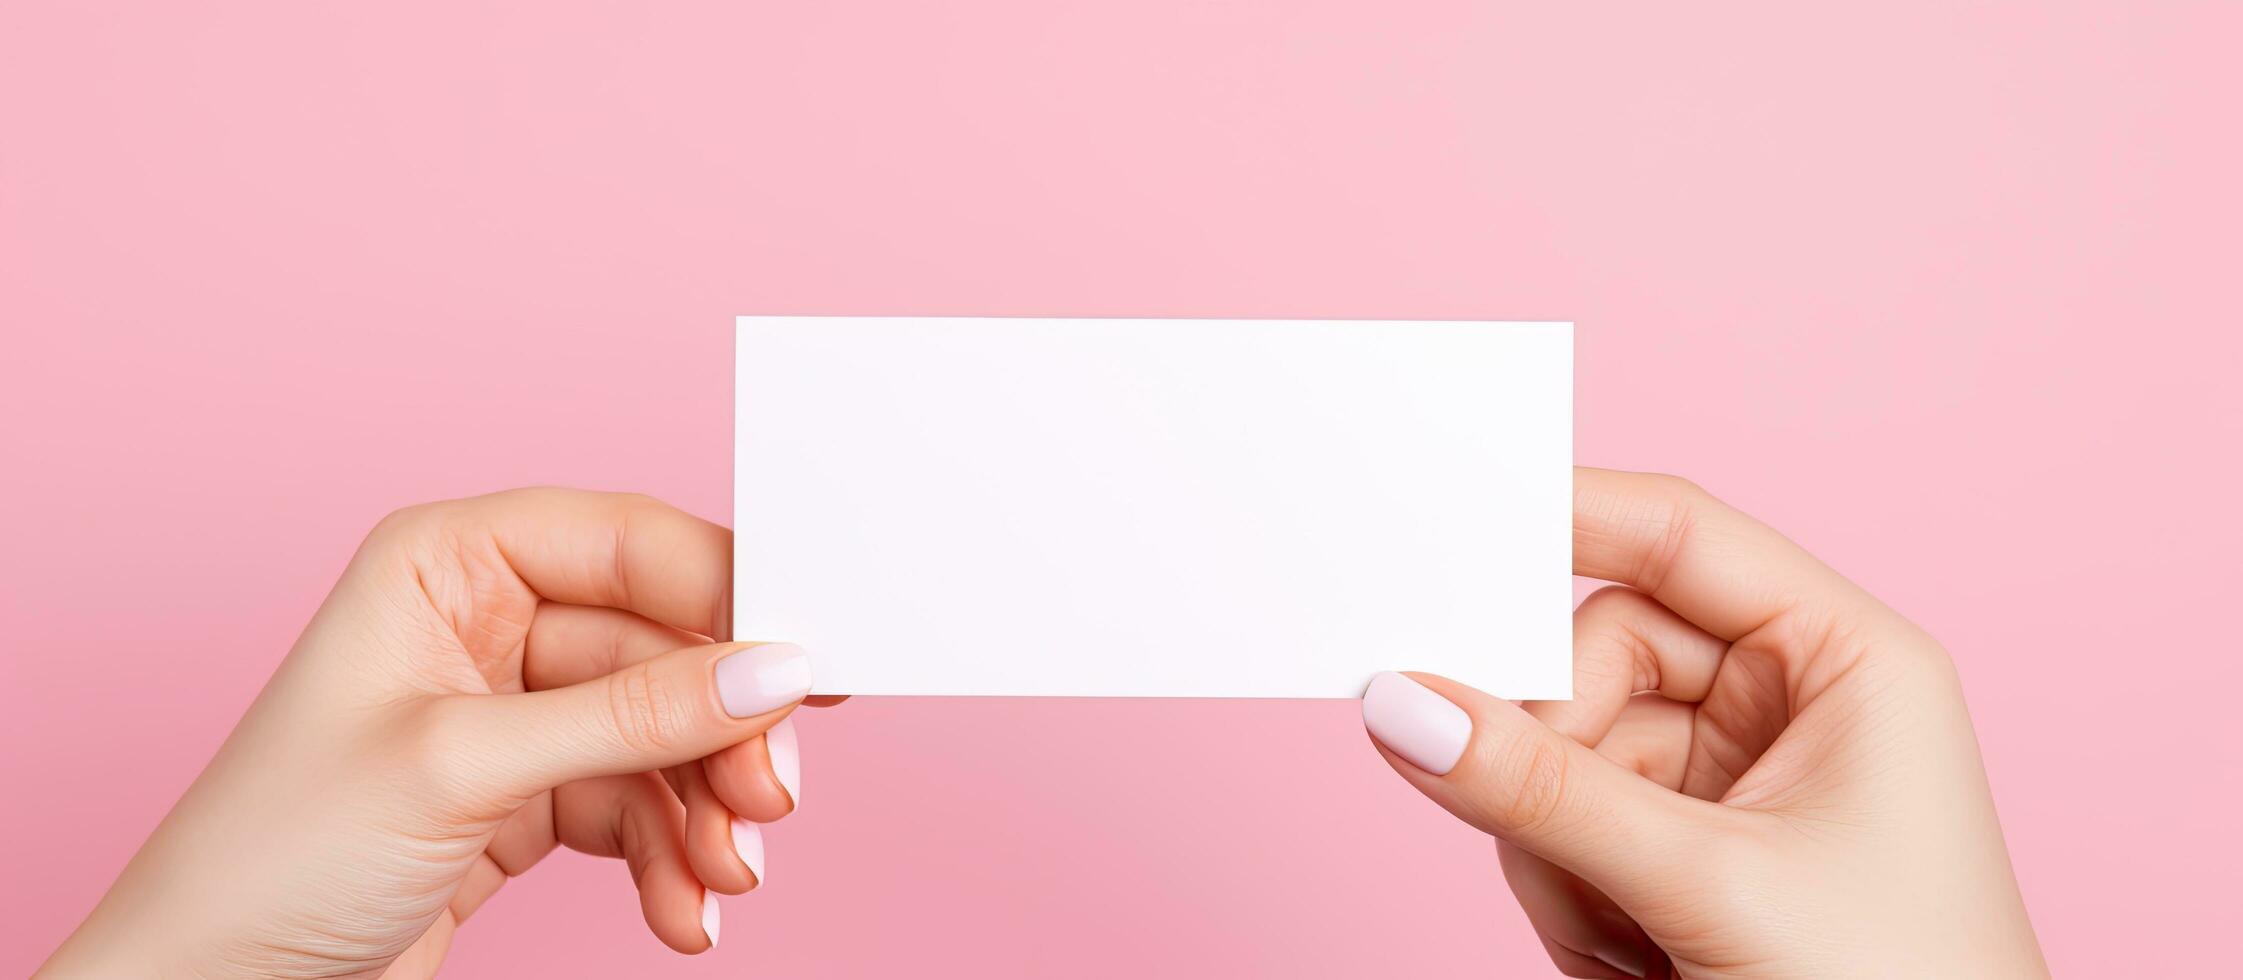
[1361,671,1472,775]
[701,889,721,948]
[730,816,766,887]
[714,643,811,718]
[766,717,800,809]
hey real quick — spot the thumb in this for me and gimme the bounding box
[1361,670,1718,900]
[453,641,812,798]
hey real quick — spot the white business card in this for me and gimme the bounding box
[734,316,1571,699]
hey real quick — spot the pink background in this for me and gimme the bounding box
[4,3,2238,976]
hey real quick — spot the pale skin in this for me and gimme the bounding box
[41,470,2045,978]
[1366,469,2047,978]
[40,489,836,978]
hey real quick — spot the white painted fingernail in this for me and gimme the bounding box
[1361,671,1472,775]
[766,717,801,809]
[714,643,812,718]
[730,816,766,887]
[701,889,721,948]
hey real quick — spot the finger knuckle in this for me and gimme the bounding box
[364,501,485,569]
[1646,471,1708,505]
[1575,587,1657,643]
[1569,641,1633,698]
[1881,614,1960,676]
[1621,475,1705,595]
[1573,587,1654,685]
[586,490,665,530]
[610,490,663,511]
[368,501,442,546]
[604,662,693,756]
[1481,733,1573,836]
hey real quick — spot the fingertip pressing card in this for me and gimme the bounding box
[733,317,1571,699]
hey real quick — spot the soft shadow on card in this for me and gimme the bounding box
[733,316,1572,700]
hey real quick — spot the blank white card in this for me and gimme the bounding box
[733,317,1572,699]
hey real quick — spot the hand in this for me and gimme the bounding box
[40,490,826,979]
[1361,468,2047,978]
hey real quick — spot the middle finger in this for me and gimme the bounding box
[1526,586,1726,747]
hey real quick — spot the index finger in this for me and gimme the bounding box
[428,488,731,637]
[1572,467,1862,640]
